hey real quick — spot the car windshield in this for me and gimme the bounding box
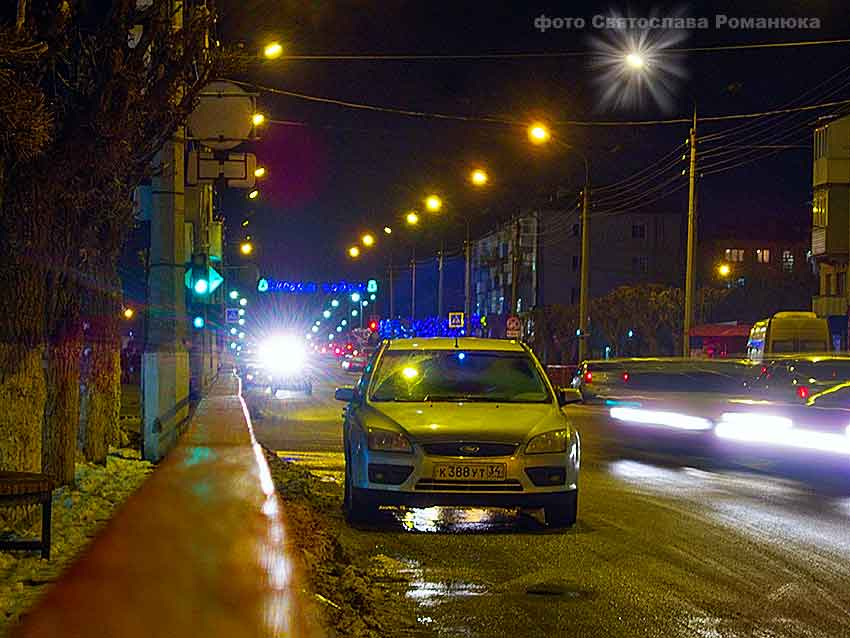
[369,350,551,403]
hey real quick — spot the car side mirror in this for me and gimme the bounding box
[558,387,583,407]
[335,386,357,402]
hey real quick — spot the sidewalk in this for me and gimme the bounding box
[13,375,316,637]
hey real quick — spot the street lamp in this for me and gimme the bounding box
[425,195,443,213]
[383,226,392,235]
[717,263,731,278]
[254,166,266,178]
[252,113,265,126]
[470,168,489,187]
[247,189,259,200]
[527,122,551,145]
[348,246,360,258]
[625,52,645,70]
[405,211,419,226]
[122,307,135,320]
[240,241,254,255]
[263,42,283,59]
[361,233,375,247]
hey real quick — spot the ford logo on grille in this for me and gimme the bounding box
[458,445,480,454]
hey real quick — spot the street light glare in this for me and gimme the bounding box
[240,242,253,255]
[252,113,265,126]
[425,195,443,213]
[470,169,489,186]
[247,189,259,200]
[625,52,645,69]
[383,226,392,235]
[263,42,283,59]
[122,307,135,320]
[528,123,551,145]
[718,263,731,277]
[348,246,361,258]
[254,166,266,178]
[406,211,419,226]
[361,233,375,247]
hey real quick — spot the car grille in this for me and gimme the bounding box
[422,442,518,457]
[415,479,523,492]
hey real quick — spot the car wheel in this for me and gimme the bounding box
[343,454,376,526]
[544,490,578,528]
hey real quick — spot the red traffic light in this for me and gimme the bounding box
[368,320,378,332]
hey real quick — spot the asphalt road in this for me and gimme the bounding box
[248,361,850,638]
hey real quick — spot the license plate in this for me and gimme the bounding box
[433,463,506,481]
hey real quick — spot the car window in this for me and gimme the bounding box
[369,350,551,403]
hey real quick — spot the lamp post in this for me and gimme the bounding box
[528,123,592,362]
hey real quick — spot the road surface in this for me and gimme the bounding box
[248,362,850,638]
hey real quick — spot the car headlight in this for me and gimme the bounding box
[246,373,254,381]
[368,429,413,453]
[526,429,568,454]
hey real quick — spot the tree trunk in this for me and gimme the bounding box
[42,316,82,486]
[79,267,122,463]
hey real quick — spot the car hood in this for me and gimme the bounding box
[365,402,562,444]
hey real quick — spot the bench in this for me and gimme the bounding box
[0,472,54,560]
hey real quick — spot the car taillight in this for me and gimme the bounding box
[622,372,629,382]
[584,371,593,384]
[797,385,809,400]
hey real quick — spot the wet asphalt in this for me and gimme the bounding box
[248,362,850,638]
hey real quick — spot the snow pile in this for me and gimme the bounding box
[0,451,152,631]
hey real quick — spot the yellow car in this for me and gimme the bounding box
[335,338,581,527]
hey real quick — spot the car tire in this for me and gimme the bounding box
[544,490,578,528]
[343,459,376,526]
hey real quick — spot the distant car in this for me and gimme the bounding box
[746,311,830,362]
[571,360,630,402]
[341,352,368,372]
[336,337,582,528]
[750,356,850,402]
[248,336,313,395]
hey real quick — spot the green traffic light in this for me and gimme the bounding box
[194,279,209,295]
[193,316,205,329]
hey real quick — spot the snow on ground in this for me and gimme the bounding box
[0,450,152,633]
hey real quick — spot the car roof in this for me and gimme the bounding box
[383,337,526,352]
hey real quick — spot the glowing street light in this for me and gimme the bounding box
[470,168,489,187]
[348,246,361,258]
[405,211,419,226]
[247,189,259,200]
[527,122,551,145]
[331,299,340,307]
[254,166,266,178]
[425,195,443,213]
[625,52,645,70]
[351,292,361,303]
[122,307,135,320]
[383,226,392,235]
[263,42,283,59]
[252,113,265,126]
[240,241,254,255]
[361,233,375,247]
[717,263,731,278]
[229,290,239,300]
[239,297,248,307]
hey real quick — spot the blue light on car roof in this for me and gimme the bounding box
[458,352,466,361]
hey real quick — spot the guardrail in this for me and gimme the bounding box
[13,375,315,638]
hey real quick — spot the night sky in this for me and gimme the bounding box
[214,0,850,317]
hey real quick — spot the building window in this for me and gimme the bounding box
[571,255,579,271]
[756,249,771,264]
[813,190,828,227]
[782,250,794,272]
[632,256,649,274]
[631,224,647,240]
[725,248,744,262]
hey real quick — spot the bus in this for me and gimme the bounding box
[746,312,830,362]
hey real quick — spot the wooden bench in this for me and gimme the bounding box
[0,472,54,560]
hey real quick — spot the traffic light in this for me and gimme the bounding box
[192,315,205,329]
[368,320,378,332]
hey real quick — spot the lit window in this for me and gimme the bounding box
[813,190,828,227]
[756,249,771,264]
[782,250,794,272]
[724,248,744,263]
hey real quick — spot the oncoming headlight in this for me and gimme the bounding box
[367,429,412,453]
[526,429,568,454]
[260,336,306,374]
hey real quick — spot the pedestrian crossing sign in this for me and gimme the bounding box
[448,312,464,329]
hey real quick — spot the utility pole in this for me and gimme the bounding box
[437,240,445,320]
[464,219,472,333]
[388,259,394,320]
[510,218,520,314]
[683,109,698,357]
[577,179,591,362]
[410,246,416,323]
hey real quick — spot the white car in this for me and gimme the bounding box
[335,338,581,527]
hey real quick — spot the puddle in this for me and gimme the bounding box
[391,506,546,533]
[397,558,488,610]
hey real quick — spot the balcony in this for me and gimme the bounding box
[812,295,847,317]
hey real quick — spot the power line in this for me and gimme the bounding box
[266,38,850,62]
[233,79,850,128]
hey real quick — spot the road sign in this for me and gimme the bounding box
[506,315,521,338]
[225,308,240,324]
[448,312,464,329]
